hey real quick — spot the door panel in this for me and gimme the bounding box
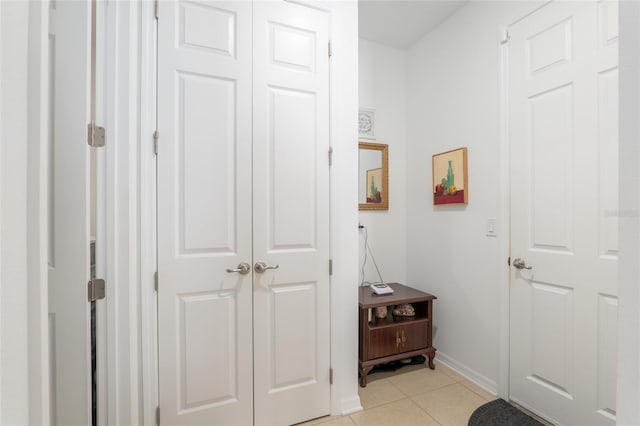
[529,282,573,398]
[597,68,618,259]
[528,83,574,253]
[509,2,618,425]
[178,72,237,254]
[252,2,330,425]
[48,1,92,424]
[179,291,238,408]
[157,1,253,425]
[596,294,617,420]
[270,283,319,389]
[269,87,317,250]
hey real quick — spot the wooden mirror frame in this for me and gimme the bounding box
[359,142,389,210]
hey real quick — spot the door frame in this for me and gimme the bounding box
[497,19,511,401]
[96,1,158,424]
[135,1,361,423]
[498,3,640,422]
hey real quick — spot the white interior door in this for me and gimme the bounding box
[47,0,93,424]
[157,1,254,424]
[508,1,619,425]
[252,2,331,425]
[157,1,331,424]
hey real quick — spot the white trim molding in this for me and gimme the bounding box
[138,1,159,425]
[327,0,362,416]
[497,22,511,401]
[99,1,148,424]
[27,1,51,424]
[436,351,498,397]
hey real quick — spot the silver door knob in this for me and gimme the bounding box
[226,262,251,275]
[513,258,532,270]
[254,261,279,273]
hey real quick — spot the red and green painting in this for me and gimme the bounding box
[433,147,468,205]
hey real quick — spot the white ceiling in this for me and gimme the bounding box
[358,0,468,49]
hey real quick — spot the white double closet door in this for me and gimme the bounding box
[157,1,331,425]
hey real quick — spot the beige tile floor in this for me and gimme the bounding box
[298,362,498,426]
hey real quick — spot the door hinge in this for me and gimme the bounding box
[507,256,511,266]
[328,40,332,58]
[156,406,160,425]
[328,146,333,166]
[87,122,105,148]
[153,130,159,155]
[154,0,159,19]
[154,272,159,291]
[88,278,106,302]
[329,259,333,276]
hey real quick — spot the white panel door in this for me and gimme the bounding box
[252,3,331,425]
[48,1,93,424]
[158,2,330,424]
[509,1,618,425]
[157,1,254,425]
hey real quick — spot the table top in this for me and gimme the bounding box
[358,283,436,308]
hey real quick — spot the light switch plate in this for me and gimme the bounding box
[486,217,497,237]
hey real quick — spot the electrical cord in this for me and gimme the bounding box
[359,225,385,286]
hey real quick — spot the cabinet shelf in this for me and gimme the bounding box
[358,283,437,387]
[368,315,429,329]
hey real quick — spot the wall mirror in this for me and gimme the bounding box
[359,142,389,210]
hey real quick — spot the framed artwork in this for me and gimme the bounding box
[358,108,375,139]
[359,142,388,210]
[432,147,468,205]
[366,168,383,203]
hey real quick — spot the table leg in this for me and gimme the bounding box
[358,365,374,387]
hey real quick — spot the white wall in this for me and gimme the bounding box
[329,0,361,415]
[358,39,407,285]
[618,2,640,423]
[1,1,49,424]
[0,2,30,423]
[405,1,542,391]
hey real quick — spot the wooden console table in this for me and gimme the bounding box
[358,283,436,387]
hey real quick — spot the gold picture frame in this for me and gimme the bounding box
[432,147,468,205]
[359,142,389,210]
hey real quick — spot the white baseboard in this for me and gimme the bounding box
[338,396,363,416]
[436,351,498,397]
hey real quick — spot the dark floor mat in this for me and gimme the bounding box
[468,399,545,426]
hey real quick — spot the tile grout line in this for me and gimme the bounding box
[350,365,493,426]
[406,397,443,426]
